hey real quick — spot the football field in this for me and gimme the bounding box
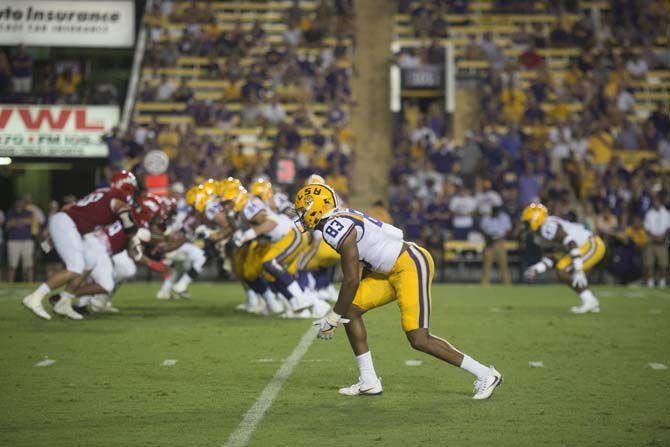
[1,283,669,447]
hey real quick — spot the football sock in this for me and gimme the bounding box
[356,351,378,383]
[248,277,269,295]
[286,281,305,300]
[175,273,193,290]
[263,290,282,310]
[460,355,490,380]
[579,289,597,304]
[36,283,51,298]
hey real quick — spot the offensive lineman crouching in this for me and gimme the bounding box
[295,183,503,399]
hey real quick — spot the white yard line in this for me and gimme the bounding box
[223,325,319,447]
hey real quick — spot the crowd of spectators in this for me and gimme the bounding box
[390,0,670,284]
[103,0,355,198]
[0,45,120,105]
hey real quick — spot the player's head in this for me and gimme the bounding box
[521,203,548,232]
[110,170,138,199]
[250,178,273,203]
[221,185,248,212]
[294,183,340,231]
[201,178,219,196]
[186,185,210,214]
[305,174,325,186]
[185,185,199,208]
[158,195,178,220]
[217,176,242,196]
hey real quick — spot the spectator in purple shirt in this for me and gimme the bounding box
[5,198,36,283]
[518,162,543,206]
[11,45,33,94]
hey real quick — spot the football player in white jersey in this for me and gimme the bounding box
[221,183,313,315]
[294,184,502,400]
[522,203,605,314]
[155,195,206,300]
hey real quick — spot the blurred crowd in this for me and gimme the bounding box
[390,0,670,284]
[0,195,78,283]
[0,45,120,105]
[105,0,355,197]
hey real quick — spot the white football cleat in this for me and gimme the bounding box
[472,366,503,400]
[289,293,313,312]
[338,377,383,396]
[265,298,284,315]
[156,289,171,300]
[570,300,600,314]
[22,293,51,320]
[53,297,83,320]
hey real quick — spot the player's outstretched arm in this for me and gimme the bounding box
[333,230,360,317]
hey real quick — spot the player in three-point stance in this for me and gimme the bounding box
[22,171,139,320]
[294,183,502,399]
[522,203,605,314]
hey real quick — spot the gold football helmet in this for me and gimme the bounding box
[294,183,340,231]
[250,178,273,204]
[216,176,242,196]
[221,185,248,212]
[521,203,548,232]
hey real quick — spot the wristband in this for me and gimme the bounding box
[326,310,342,325]
[569,247,580,257]
[573,257,584,271]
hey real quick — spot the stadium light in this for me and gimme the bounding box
[0,157,12,166]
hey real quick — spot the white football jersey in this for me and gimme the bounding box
[321,208,404,273]
[204,198,223,222]
[243,196,292,242]
[539,216,592,247]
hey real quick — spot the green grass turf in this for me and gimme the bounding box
[0,283,668,447]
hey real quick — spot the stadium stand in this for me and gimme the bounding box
[112,0,355,197]
[390,0,670,282]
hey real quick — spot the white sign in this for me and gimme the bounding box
[0,105,119,158]
[0,1,135,47]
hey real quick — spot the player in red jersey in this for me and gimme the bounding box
[22,171,139,320]
[54,194,168,315]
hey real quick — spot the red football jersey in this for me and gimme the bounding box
[65,187,126,235]
[102,220,129,255]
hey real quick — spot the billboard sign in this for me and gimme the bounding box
[0,105,119,158]
[0,1,135,47]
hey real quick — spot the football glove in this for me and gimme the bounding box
[232,228,256,247]
[232,230,245,247]
[313,311,350,340]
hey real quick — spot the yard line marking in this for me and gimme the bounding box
[648,363,668,370]
[528,361,544,368]
[254,358,274,363]
[35,358,56,367]
[405,359,422,366]
[161,359,178,366]
[223,325,318,447]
